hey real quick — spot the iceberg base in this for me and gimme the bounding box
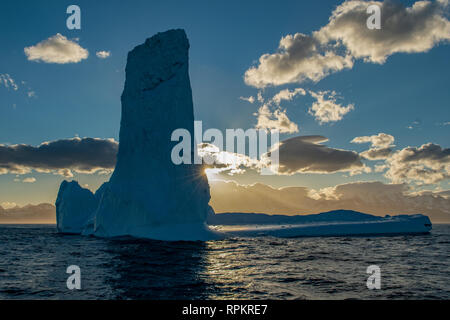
[85,223,226,241]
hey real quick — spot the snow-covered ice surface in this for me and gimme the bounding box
[55,29,432,241]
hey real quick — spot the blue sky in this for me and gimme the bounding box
[0,0,449,207]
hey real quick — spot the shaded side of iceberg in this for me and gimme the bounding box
[55,181,98,234]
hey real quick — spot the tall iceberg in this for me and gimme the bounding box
[56,29,221,241]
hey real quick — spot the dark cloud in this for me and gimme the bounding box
[271,135,367,175]
[361,147,393,160]
[397,143,450,163]
[0,137,118,176]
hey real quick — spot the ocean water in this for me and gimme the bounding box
[0,224,449,300]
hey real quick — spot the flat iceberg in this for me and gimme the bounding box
[210,210,432,238]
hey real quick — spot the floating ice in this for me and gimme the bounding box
[56,29,222,241]
[55,181,97,234]
[210,210,432,238]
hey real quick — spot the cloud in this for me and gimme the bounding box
[315,0,450,64]
[351,133,395,148]
[270,135,367,175]
[209,180,450,222]
[0,202,17,209]
[198,143,262,175]
[0,74,18,90]
[22,177,36,183]
[244,0,450,87]
[239,96,255,103]
[361,147,393,160]
[244,33,354,87]
[96,50,111,59]
[308,91,354,123]
[272,87,306,105]
[256,91,264,103]
[252,88,307,133]
[351,133,395,159]
[384,143,450,185]
[199,135,367,177]
[407,120,422,130]
[27,91,36,98]
[24,34,89,64]
[375,164,388,172]
[0,137,118,176]
[56,168,74,178]
[254,104,299,133]
[253,88,352,128]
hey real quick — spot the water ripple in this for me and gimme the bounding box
[0,224,449,299]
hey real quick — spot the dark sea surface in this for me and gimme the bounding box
[0,224,449,300]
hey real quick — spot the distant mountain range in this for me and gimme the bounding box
[207,209,384,225]
[0,203,55,224]
[0,204,446,225]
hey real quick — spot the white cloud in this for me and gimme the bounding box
[22,177,36,183]
[351,133,395,148]
[315,0,450,64]
[385,143,450,185]
[56,169,74,178]
[244,33,354,87]
[0,74,18,90]
[252,88,305,133]
[257,91,264,103]
[254,104,299,133]
[308,91,354,123]
[407,120,421,130]
[244,1,450,87]
[96,50,111,59]
[272,87,306,105]
[198,143,262,176]
[239,96,255,103]
[24,34,89,64]
[351,133,395,160]
[375,164,388,172]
